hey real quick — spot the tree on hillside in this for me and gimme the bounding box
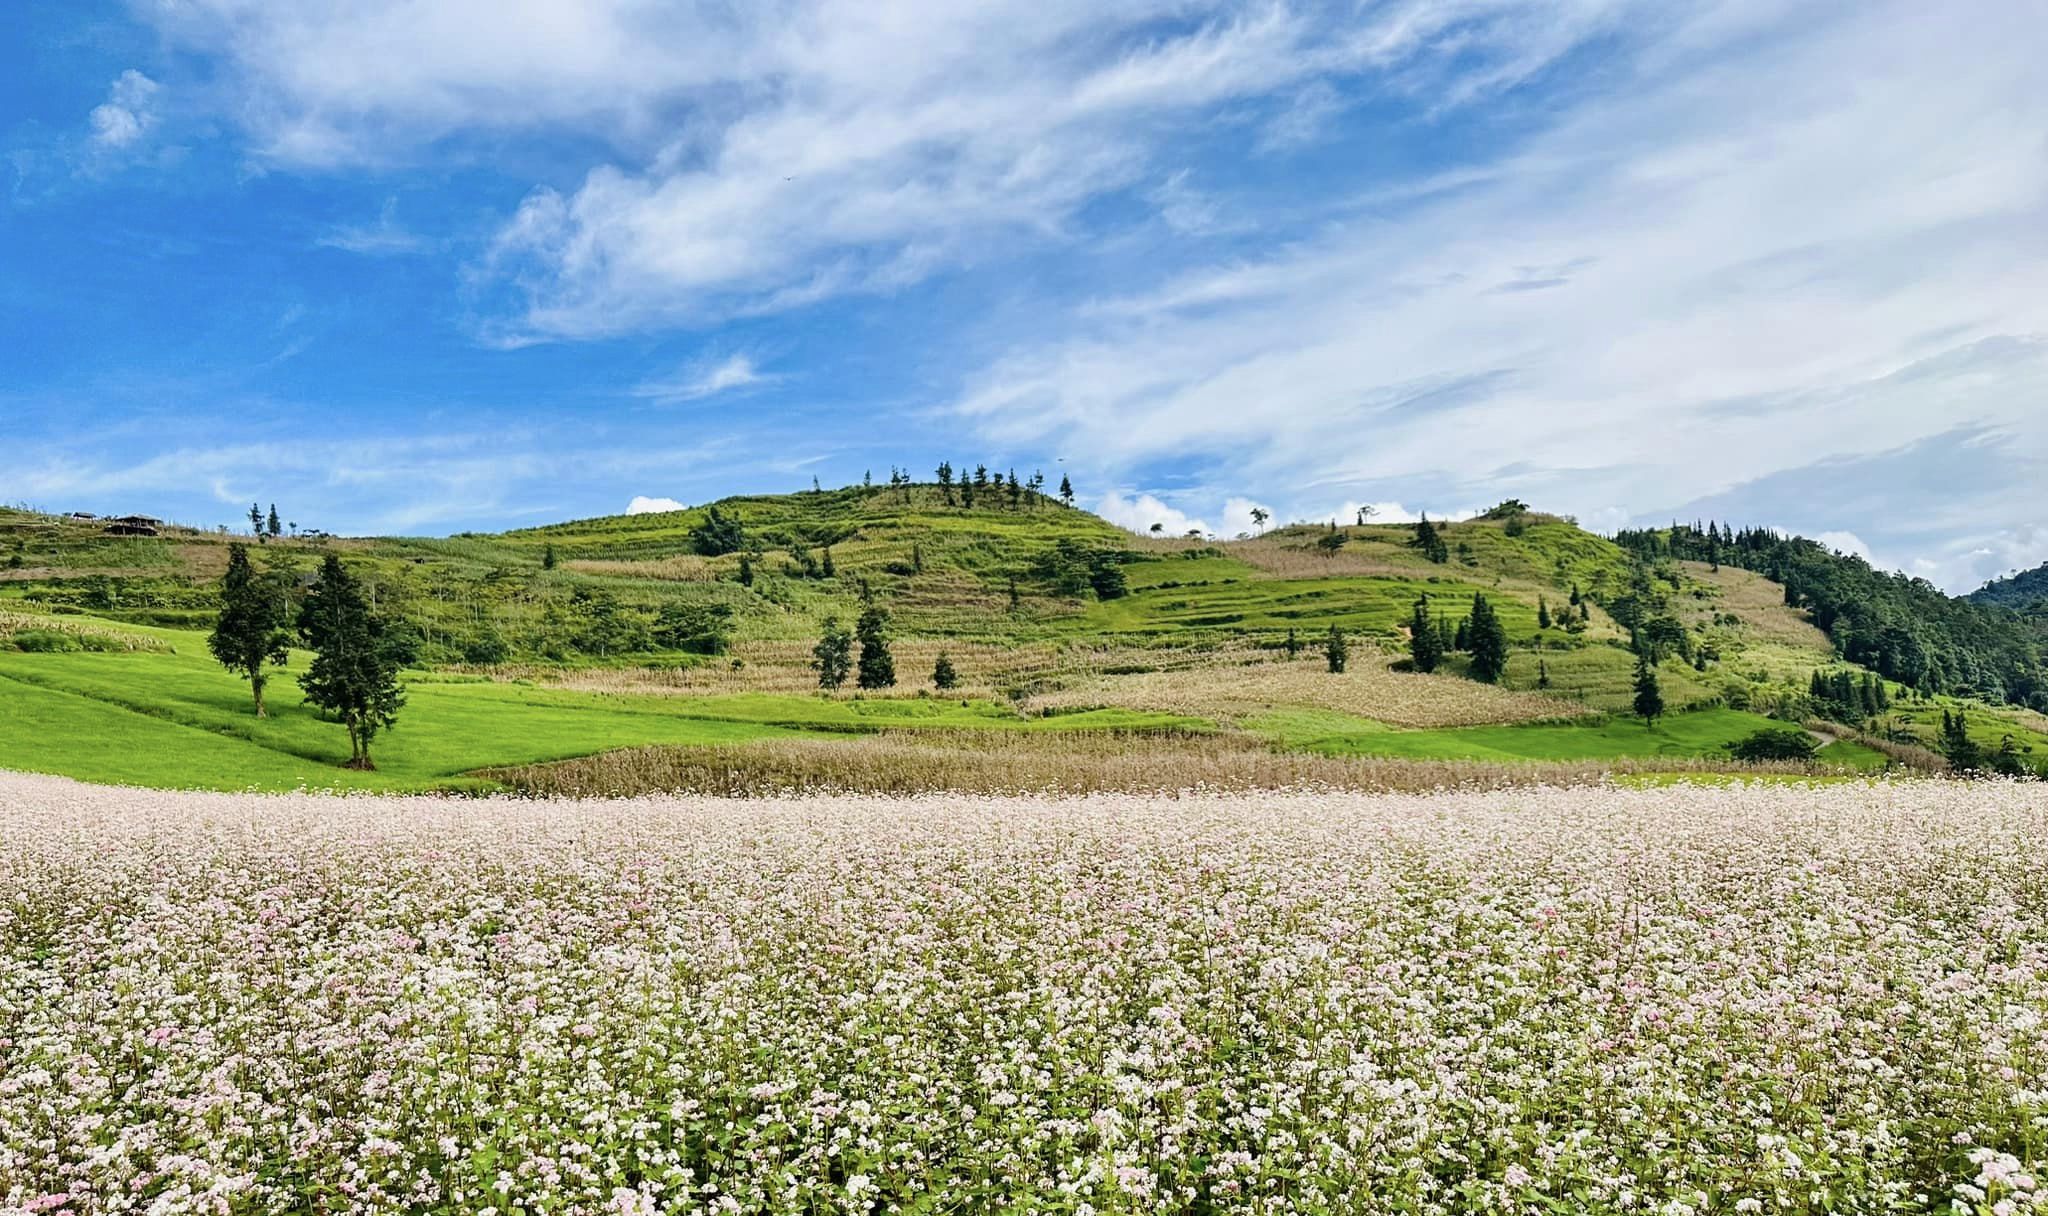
[1325,624,1348,673]
[1467,593,1510,683]
[1408,597,1444,673]
[1316,532,1348,557]
[542,543,557,570]
[297,555,405,770]
[1537,658,1551,689]
[249,502,265,541]
[1940,709,1982,772]
[1356,505,1377,527]
[1538,597,1552,630]
[1632,653,1665,728]
[691,506,746,556]
[855,604,896,690]
[1411,514,1449,564]
[265,504,282,540]
[1249,506,1269,534]
[1284,627,1300,658]
[1058,473,1074,507]
[208,543,291,717]
[737,552,754,587]
[813,616,852,690]
[932,651,959,691]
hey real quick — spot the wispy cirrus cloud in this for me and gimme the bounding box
[631,353,777,404]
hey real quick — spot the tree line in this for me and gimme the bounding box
[1616,521,2044,709]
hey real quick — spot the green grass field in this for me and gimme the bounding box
[0,621,1200,792]
[1255,705,1886,766]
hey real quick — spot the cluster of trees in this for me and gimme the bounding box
[1617,522,2044,709]
[209,546,404,768]
[1403,593,1509,682]
[1032,539,1129,600]
[1808,668,1892,723]
[933,464,1072,511]
[243,502,303,542]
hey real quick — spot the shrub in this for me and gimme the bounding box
[1727,727,1819,762]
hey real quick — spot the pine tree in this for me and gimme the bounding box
[1940,710,1982,772]
[1058,474,1074,507]
[542,543,557,570]
[1568,583,1583,607]
[855,605,896,690]
[737,553,753,586]
[208,543,290,717]
[1437,614,1456,655]
[812,616,852,690]
[249,502,265,541]
[1538,598,1552,630]
[1453,617,1471,652]
[1537,659,1551,689]
[1408,597,1444,673]
[1467,593,1509,684]
[1411,514,1448,564]
[297,556,405,769]
[821,547,836,578]
[1632,653,1665,727]
[1325,624,1348,673]
[932,651,959,691]
[937,462,955,505]
[265,504,281,539]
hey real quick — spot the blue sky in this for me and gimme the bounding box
[3,1,2044,591]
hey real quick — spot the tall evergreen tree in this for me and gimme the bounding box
[1058,473,1074,506]
[265,504,282,539]
[1409,597,1444,673]
[1632,653,1665,727]
[812,616,852,690]
[1410,513,1449,564]
[1467,593,1510,684]
[297,556,405,769]
[1537,598,1552,630]
[1325,624,1348,673]
[248,502,265,540]
[542,543,557,570]
[855,604,896,689]
[1537,658,1551,689]
[932,651,959,691]
[936,462,955,504]
[1940,710,1982,772]
[207,543,290,717]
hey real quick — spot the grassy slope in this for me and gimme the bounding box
[1260,706,1824,763]
[6,494,2041,789]
[0,619,1198,792]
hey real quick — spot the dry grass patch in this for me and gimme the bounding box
[1024,651,1590,728]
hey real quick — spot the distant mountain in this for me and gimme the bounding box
[1971,563,2048,613]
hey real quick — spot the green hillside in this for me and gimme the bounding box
[5,485,2044,789]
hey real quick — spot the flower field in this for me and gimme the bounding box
[2,772,2045,1214]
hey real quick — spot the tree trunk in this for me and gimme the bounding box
[250,670,267,719]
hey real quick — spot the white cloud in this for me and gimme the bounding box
[632,353,774,404]
[1814,531,1874,563]
[140,1,1633,338]
[626,495,686,515]
[955,1,2048,586]
[1094,491,1212,538]
[88,71,159,149]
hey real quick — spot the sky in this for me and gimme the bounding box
[3,1,2044,592]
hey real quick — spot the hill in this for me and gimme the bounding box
[1973,562,2048,616]
[4,486,2045,789]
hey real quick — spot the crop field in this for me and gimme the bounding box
[2,773,2044,1213]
